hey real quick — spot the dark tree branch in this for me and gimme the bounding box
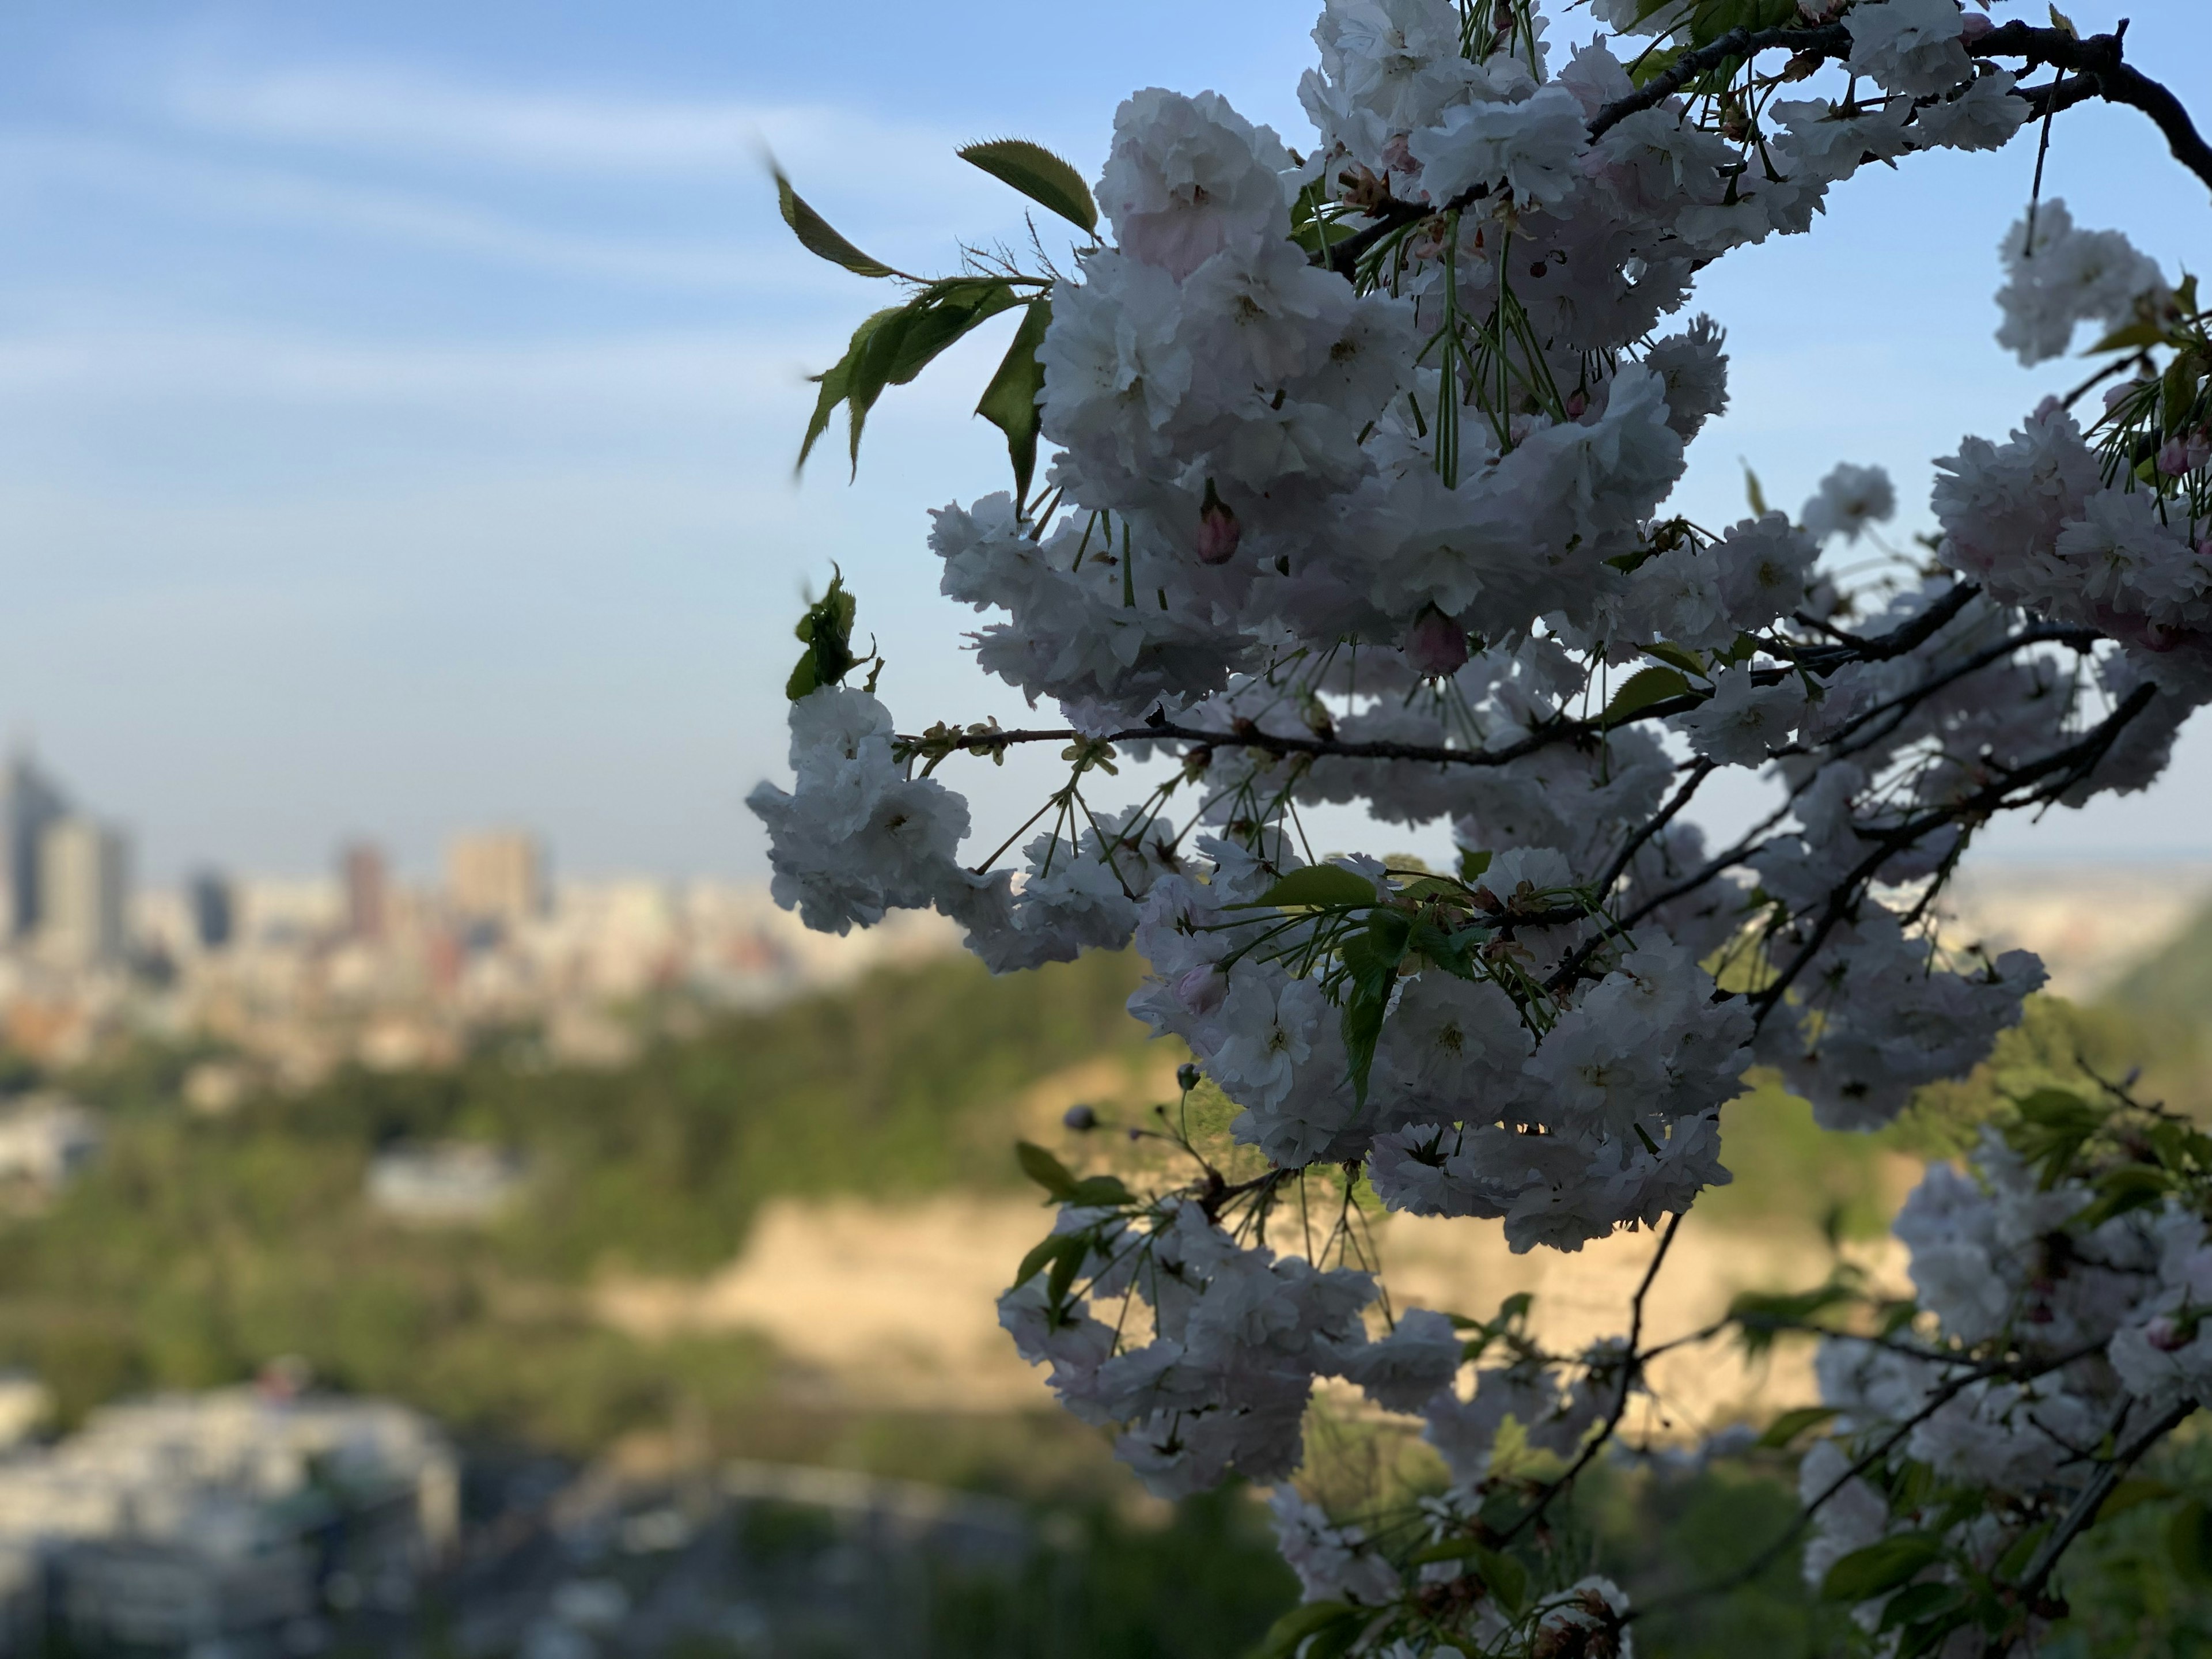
[1589,24,1850,142]
[1976,20,2212,202]
[1316,17,2212,279]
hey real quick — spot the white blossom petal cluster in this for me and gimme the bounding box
[1993,198,2169,366]
[748,0,2212,1635]
[1797,1120,2212,1645]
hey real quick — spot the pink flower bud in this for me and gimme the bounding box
[1175,965,1227,1017]
[1196,480,1241,566]
[1406,605,1470,679]
[2159,437,2194,476]
[1959,10,1995,41]
[2147,1314,2188,1353]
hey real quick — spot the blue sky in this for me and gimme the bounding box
[2,0,2207,882]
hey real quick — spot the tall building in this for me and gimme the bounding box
[185,870,234,951]
[445,831,546,929]
[0,753,68,941]
[341,843,388,941]
[39,819,129,968]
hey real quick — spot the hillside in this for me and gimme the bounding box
[0,949,1152,1442]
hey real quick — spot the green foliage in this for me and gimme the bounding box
[16,951,1151,1443]
[785,566,861,699]
[1600,665,1694,726]
[773,169,898,279]
[922,1487,1297,1659]
[975,298,1051,506]
[956,139,1099,234]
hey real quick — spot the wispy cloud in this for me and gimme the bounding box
[162,65,1020,200]
[0,324,808,407]
[0,133,776,289]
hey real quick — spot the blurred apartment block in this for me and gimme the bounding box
[0,1380,455,1654]
[0,751,957,1088]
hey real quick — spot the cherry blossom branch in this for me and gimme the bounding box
[1748,680,2157,1021]
[1976,20,2212,200]
[1992,1395,2199,1631]
[1631,1335,2114,1623]
[1587,24,1850,143]
[1497,1210,1687,1545]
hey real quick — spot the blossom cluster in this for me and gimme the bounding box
[748,0,2210,1646]
[1799,1093,2212,1654]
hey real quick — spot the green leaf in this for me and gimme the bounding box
[1743,462,1768,517]
[1756,1405,1840,1449]
[1339,912,1411,1105]
[1257,865,1380,909]
[1644,641,1711,680]
[1730,1281,1858,1356]
[1070,1174,1134,1207]
[2084,319,2166,354]
[1822,1533,1945,1602]
[785,569,860,699]
[958,138,1100,234]
[774,169,896,278]
[1599,666,1693,728]
[1993,1518,2051,1581]
[1878,1581,1965,1635]
[2048,3,2078,37]
[2171,1498,2212,1588]
[1250,1600,1361,1659]
[2071,1162,2175,1230]
[824,279,1023,475]
[1012,1232,1078,1291]
[976,298,1052,506]
[1627,44,1681,87]
[797,306,900,472]
[1472,1545,1528,1615]
[1016,1141,1082,1201]
[2100,1476,2176,1522]
[1457,848,1493,882]
[2161,351,2200,435]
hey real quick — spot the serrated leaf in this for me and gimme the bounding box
[959,138,1099,233]
[826,279,1023,475]
[2085,319,2167,354]
[1599,666,1693,727]
[774,169,896,278]
[1822,1533,1944,1602]
[1757,1405,1840,1449]
[976,298,1052,506]
[1878,1581,1965,1635]
[1993,1518,2050,1581]
[1011,1232,1077,1291]
[1472,1545,1528,1615]
[785,569,859,699]
[2048,3,2078,37]
[797,306,900,474]
[1252,1600,1361,1659]
[1643,640,1711,680]
[1339,912,1411,1105]
[1016,1140,1082,1201]
[1257,865,1380,909]
[1410,1536,1483,1563]
[1743,463,1768,516]
[1627,44,1682,88]
[1070,1174,1134,1207]
[2071,1162,2175,1230]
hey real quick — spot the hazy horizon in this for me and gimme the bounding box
[5,0,2208,884]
